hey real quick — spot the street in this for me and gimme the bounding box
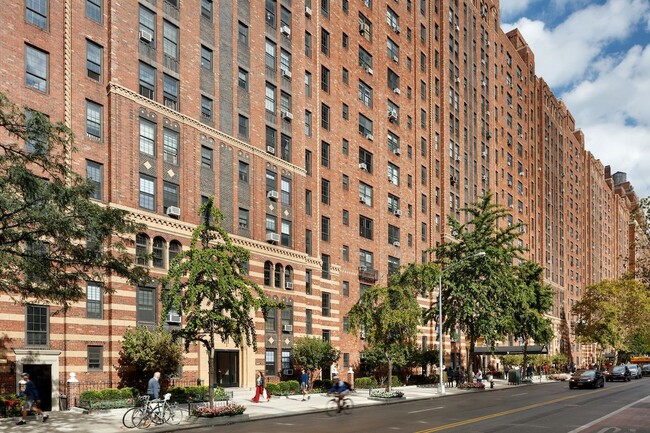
[191,379,650,433]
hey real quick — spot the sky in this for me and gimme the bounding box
[500,0,650,199]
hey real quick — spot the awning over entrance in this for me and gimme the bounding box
[473,345,549,355]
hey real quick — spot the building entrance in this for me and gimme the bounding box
[215,351,239,387]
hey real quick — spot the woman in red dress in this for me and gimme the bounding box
[251,372,270,402]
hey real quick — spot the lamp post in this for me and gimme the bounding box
[438,251,486,395]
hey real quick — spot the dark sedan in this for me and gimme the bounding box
[569,369,605,389]
[642,364,650,377]
[605,365,631,382]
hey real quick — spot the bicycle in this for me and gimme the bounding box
[131,393,184,428]
[326,394,353,416]
[122,396,149,429]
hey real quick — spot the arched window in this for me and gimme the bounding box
[264,261,273,286]
[284,266,293,290]
[152,237,166,268]
[135,234,149,266]
[169,240,182,265]
[274,263,283,288]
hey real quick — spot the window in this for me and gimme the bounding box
[238,208,249,229]
[139,175,155,210]
[342,33,349,48]
[137,286,156,323]
[342,139,349,155]
[163,21,179,60]
[169,240,181,263]
[322,329,331,342]
[322,253,330,279]
[306,308,312,334]
[25,45,49,92]
[201,0,213,20]
[281,220,291,246]
[343,317,349,332]
[342,174,349,190]
[359,215,373,239]
[321,65,330,92]
[359,249,373,271]
[359,182,373,206]
[238,21,249,45]
[26,0,48,29]
[387,6,399,29]
[265,350,276,376]
[201,146,213,169]
[238,114,249,138]
[139,118,155,156]
[265,0,276,27]
[305,229,312,255]
[321,0,330,16]
[388,193,400,213]
[359,13,372,42]
[86,282,103,319]
[321,103,330,130]
[163,182,179,214]
[305,150,312,176]
[321,216,330,241]
[321,27,330,55]
[238,161,249,183]
[152,236,165,268]
[266,126,277,154]
[321,141,330,167]
[138,6,156,44]
[265,83,276,112]
[322,292,331,317]
[86,160,103,200]
[281,176,291,205]
[387,68,400,91]
[162,128,179,164]
[135,234,149,266]
[305,71,312,96]
[388,224,400,245]
[321,178,330,204]
[305,32,312,57]
[266,214,277,234]
[358,80,373,107]
[163,75,179,110]
[88,346,102,370]
[358,113,373,137]
[388,162,400,185]
[85,100,102,139]
[359,46,373,70]
[86,40,102,81]
[139,62,156,99]
[305,110,312,136]
[265,39,276,70]
[238,68,248,90]
[387,37,399,60]
[86,0,102,22]
[388,131,400,153]
[280,50,292,76]
[342,68,349,84]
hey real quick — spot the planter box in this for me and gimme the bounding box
[367,397,407,402]
[186,414,249,426]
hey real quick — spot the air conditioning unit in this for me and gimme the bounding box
[393,87,400,94]
[455,77,461,84]
[481,151,488,157]
[456,24,460,31]
[519,171,525,176]
[455,155,461,162]
[359,196,368,204]
[166,206,181,218]
[486,132,492,139]
[166,311,181,324]
[266,145,275,155]
[267,190,279,200]
[365,133,374,141]
[394,209,401,216]
[486,111,490,116]
[482,175,488,181]
[395,25,401,34]
[393,148,401,155]
[305,6,312,17]
[365,66,373,75]
[388,109,398,120]
[393,55,399,63]
[481,59,486,65]
[283,368,294,376]
[393,241,400,247]
[482,81,487,87]
[359,162,368,171]
[285,281,293,290]
[507,180,512,186]
[282,324,293,332]
[280,25,291,37]
[139,30,153,43]
[281,110,293,120]
[281,69,292,79]
[266,232,280,243]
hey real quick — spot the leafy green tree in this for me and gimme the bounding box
[116,326,184,392]
[161,197,276,406]
[507,261,554,369]
[430,193,524,377]
[347,284,421,391]
[0,92,147,306]
[292,336,340,389]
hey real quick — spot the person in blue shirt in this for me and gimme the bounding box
[300,369,310,401]
[147,372,161,400]
[328,376,350,413]
[16,373,48,425]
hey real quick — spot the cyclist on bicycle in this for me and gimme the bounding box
[328,375,350,413]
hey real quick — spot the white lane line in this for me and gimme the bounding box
[511,393,528,397]
[408,406,444,414]
[567,395,650,433]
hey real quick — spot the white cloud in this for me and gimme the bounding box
[499,0,536,18]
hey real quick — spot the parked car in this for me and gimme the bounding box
[641,364,650,377]
[569,369,605,389]
[604,365,631,382]
[627,364,642,380]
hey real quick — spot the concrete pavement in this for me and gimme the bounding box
[0,376,557,432]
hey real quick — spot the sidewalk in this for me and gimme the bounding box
[0,376,556,432]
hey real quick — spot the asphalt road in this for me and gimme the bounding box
[191,378,650,433]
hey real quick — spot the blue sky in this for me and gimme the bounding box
[501,0,650,199]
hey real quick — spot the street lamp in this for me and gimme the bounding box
[438,251,486,395]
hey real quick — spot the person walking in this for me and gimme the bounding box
[252,372,270,402]
[147,372,161,400]
[300,369,310,401]
[16,373,48,425]
[476,368,483,383]
[446,366,454,387]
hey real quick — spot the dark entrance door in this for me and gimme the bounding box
[23,364,52,411]
[215,351,239,387]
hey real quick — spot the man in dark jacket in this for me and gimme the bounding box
[16,373,48,425]
[147,372,161,400]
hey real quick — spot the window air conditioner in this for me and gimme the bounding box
[393,87,400,94]
[393,148,401,155]
[281,69,292,79]
[359,196,369,205]
[166,206,181,218]
[519,172,525,176]
[280,25,291,37]
[281,110,293,120]
[166,312,181,324]
[393,241,400,247]
[139,30,153,43]
[285,281,293,290]
[282,324,293,332]
[481,151,488,157]
[388,109,398,120]
[266,232,280,243]
[365,133,374,141]
[395,25,401,34]
[359,162,368,171]
[365,66,374,75]
[283,369,294,375]
[482,175,488,181]
[394,209,402,216]
[266,145,276,154]
[305,6,312,17]
[393,55,399,63]
[455,77,461,84]
[267,190,279,200]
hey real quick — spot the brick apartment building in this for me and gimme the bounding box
[0,0,640,410]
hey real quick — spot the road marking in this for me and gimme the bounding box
[414,388,605,433]
[511,393,528,397]
[567,395,650,433]
[408,406,444,414]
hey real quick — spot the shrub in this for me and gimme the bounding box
[98,388,122,400]
[193,403,246,418]
[266,383,279,395]
[183,385,210,402]
[120,387,138,399]
[354,377,378,389]
[390,376,401,387]
[0,394,24,418]
[286,380,300,393]
[80,390,102,402]
[277,382,290,394]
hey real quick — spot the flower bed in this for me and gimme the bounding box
[549,373,569,381]
[1,395,24,418]
[458,382,485,390]
[369,389,404,399]
[192,403,246,418]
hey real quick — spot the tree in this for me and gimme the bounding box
[507,260,554,369]
[116,326,184,391]
[292,336,340,389]
[0,92,147,306]
[347,284,421,391]
[161,197,276,407]
[430,193,524,377]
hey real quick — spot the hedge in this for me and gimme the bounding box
[354,377,378,389]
